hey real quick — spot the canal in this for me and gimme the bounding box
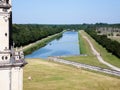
[26,31,80,58]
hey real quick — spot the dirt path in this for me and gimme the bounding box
[82,35,120,71]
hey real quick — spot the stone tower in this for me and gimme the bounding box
[0,0,27,90]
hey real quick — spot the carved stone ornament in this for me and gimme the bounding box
[3,14,10,22]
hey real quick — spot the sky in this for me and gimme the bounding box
[12,0,120,24]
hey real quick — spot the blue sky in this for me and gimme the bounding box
[12,0,120,24]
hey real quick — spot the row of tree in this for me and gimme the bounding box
[85,28,120,58]
[12,24,64,47]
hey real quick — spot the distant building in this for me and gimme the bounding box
[0,0,27,90]
[96,27,120,36]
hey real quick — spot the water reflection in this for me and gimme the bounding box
[26,31,80,58]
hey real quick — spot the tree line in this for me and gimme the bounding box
[12,24,84,47]
[84,25,120,58]
[12,24,64,47]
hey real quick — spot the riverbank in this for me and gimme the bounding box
[23,31,63,55]
[63,30,120,69]
[63,30,110,69]
[24,58,120,90]
[78,31,86,54]
[25,31,80,58]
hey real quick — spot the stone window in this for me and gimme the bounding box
[2,56,4,60]
[2,9,7,12]
[5,56,8,60]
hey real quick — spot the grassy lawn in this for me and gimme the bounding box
[64,30,120,68]
[63,56,110,69]
[24,59,120,90]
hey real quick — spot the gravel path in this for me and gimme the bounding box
[83,36,120,71]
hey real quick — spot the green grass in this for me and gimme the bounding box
[83,30,120,68]
[64,30,110,69]
[24,59,120,90]
[63,56,110,69]
[78,31,94,56]
[78,31,86,54]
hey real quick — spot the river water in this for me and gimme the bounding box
[26,31,80,58]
